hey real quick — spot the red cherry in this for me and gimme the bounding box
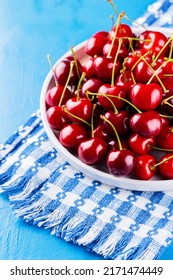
[124,49,148,70]
[82,57,95,79]
[85,34,108,57]
[59,123,88,149]
[81,78,103,98]
[92,124,109,141]
[162,76,173,90]
[106,149,135,176]
[108,24,133,46]
[160,89,173,115]
[78,137,108,165]
[98,84,127,111]
[46,86,71,107]
[94,56,121,81]
[158,153,173,179]
[133,154,157,180]
[102,41,128,60]
[55,57,82,86]
[128,133,156,155]
[115,70,134,94]
[137,30,169,56]
[65,97,93,123]
[157,126,173,149]
[130,110,162,138]
[103,110,130,136]
[130,83,163,111]
[108,137,129,151]
[46,106,70,130]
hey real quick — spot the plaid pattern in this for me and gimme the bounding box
[1,0,173,260]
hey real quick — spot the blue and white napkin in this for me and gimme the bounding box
[0,0,173,260]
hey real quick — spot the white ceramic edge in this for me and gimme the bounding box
[40,26,173,192]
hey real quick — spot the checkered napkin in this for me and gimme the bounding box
[1,0,173,260]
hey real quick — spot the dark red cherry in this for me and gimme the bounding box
[157,126,173,149]
[115,70,134,94]
[158,153,173,179]
[106,149,135,176]
[81,78,103,98]
[108,24,133,46]
[65,97,93,123]
[94,56,121,81]
[78,137,108,165]
[102,41,128,60]
[133,154,157,180]
[103,110,130,136]
[128,133,156,155]
[92,124,109,141]
[160,89,173,115]
[46,106,70,130]
[85,34,108,57]
[130,83,163,111]
[130,110,162,138]
[108,137,129,151]
[46,86,71,107]
[98,84,127,110]
[82,57,95,79]
[59,123,88,149]
[137,30,169,56]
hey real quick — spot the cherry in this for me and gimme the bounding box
[128,133,156,155]
[162,76,173,91]
[91,123,109,141]
[45,85,71,107]
[115,70,134,94]
[85,33,108,57]
[108,23,133,47]
[129,83,163,111]
[59,123,88,149]
[103,110,130,136]
[82,57,95,79]
[158,153,173,179]
[46,106,70,130]
[157,126,173,149]
[130,110,162,138]
[81,78,103,98]
[102,40,128,60]
[108,137,129,151]
[93,56,121,81]
[124,49,149,71]
[98,84,127,111]
[160,90,173,115]
[133,154,157,180]
[137,30,169,56]
[55,56,82,86]
[106,149,135,176]
[65,97,93,123]
[78,137,108,165]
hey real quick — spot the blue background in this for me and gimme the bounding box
[0,0,173,260]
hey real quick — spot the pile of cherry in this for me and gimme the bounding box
[45,22,173,181]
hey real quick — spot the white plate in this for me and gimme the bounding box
[40,27,173,192]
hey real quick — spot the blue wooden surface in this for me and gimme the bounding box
[0,0,172,260]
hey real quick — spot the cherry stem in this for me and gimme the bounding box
[76,72,86,101]
[149,145,173,152]
[91,104,97,138]
[123,13,146,30]
[58,61,74,106]
[142,57,167,93]
[107,12,124,58]
[169,36,173,59]
[152,34,173,65]
[70,46,80,79]
[62,106,91,127]
[107,0,119,17]
[150,154,173,170]
[111,38,123,87]
[110,14,115,29]
[100,115,122,150]
[162,94,173,108]
[47,54,58,87]
[86,90,141,113]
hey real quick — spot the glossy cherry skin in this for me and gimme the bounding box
[128,133,156,155]
[103,110,130,136]
[92,124,109,141]
[65,97,93,123]
[46,85,71,107]
[85,34,108,57]
[157,126,173,149]
[130,110,162,138]
[130,83,163,111]
[94,56,121,81]
[115,70,134,94]
[108,24,133,46]
[137,30,169,56]
[102,41,128,60]
[59,123,88,149]
[81,78,103,98]
[98,84,127,110]
[55,56,82,86]
[160,89,173,115]
[78,137,108,165]
[133,154,157,180]
[106,149,135,176]
[108,137,129,151]
[46,106,71,130]
[158,153,173,179]
[82,57,96,79]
